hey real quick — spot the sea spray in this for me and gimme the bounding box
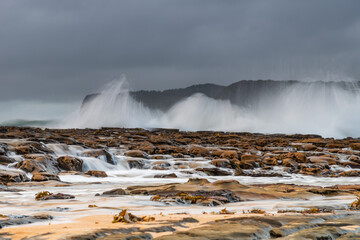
[61,76,161,128]
[61,77,360,138]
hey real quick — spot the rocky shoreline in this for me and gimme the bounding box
[1,127,360,239]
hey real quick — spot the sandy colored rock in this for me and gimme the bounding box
[31,173,60,181]
[84,170,108,177]
[124,150,148,158]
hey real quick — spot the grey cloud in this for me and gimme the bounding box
[0,0,359,101]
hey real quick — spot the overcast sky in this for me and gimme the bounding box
[0,0,359,102]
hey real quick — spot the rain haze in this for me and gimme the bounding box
[0,0,360,133]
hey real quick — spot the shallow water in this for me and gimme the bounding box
[1,137,360,228]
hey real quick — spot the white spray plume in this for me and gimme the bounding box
[61,76,360,138]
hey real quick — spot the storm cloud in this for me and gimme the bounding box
[0,0,359,102]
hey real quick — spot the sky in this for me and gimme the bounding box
[0,0,360,104]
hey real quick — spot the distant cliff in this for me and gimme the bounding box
[82,80,360,111]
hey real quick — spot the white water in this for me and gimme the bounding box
[61,77,360,138]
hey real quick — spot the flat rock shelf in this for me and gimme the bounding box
[1,126,360,239]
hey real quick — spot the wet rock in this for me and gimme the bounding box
[0,155,16,165]
[154,173,177,178]
[280,152,307,163]
[0,214,53,229]
[159,145,187,155]
[239,156,258,169]
[282,158,299,169]
[0,143,7,155]
[127,159,146,169]
[195,167,231,176]
[303,143,317,151]
[301,138,328,147]
[29,142,54,154]
[307,156,338,168]
[14,155,60,175]
[151,155,167,160]
[15,145,41,155]
[124,150,149,159]
[149,134,171,144]
[348,155,360,164]
[241,154,259,161]
[325,142,346,149]
[151,189,238,206]
[262,157,278,166]
[85,170,108,177]
[339,170,360,177]
[0,169,29,183]
[210,159,232,168]
[341,161,360,169]
[188,145,210,157]
[102,188,126,196]
[350,143,360,151]
[57,156,83,171]
[270,221,317,238]
[31,173,60,181]
[171,153,184,158]
[83,149,116,165]
[155,217,274,240]
[187,178,210,185]
[152,161,171,170]
[285,226,347,239]
[98,232,152,240]
[136,141,156,154]
[221,151,240,160]
[35,191,75,200]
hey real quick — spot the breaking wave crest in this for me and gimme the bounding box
[61,77,360,138]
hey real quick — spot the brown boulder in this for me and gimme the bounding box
[31,173,60,181]
[241,154,259,161]
[57,156,83,171]
[325,142,346,149]
[29,142,54,154]
[220,150,239,159]
[156,145,187,155]
[127,159,146,169]
[82,149,115,165]
[149,134,171,144]
[240,155,258,169]
[84,170,107,177]
[15,145,41,155]
[338,170,360,177]
[301,138,328,147]
[341,161,360,169]
[0,156,16,165]
[280,152,307,163]
[349,155,360,164]
[136,141,156,154]
[152,161,171,170]
[308,156,337,165]
[188,145,210,157]
[0,169,29,183]
[350,143,360,151]
[282,158,299,169]
[262,158,278,166]
[102,188,126,196]
[210,159,232,168]
[124,150,148,158]
[187,178,210,185]
[15,155,60,175]
[303,144,317,151]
